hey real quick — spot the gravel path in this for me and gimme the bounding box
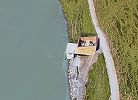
[88,0,120,100]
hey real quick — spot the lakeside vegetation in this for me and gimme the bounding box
[94,0,138,99]
[59,0,96,42]
[60,0,110,99]
[85,54,110,100]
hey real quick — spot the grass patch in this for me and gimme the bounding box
[59,0,96,42]
[85,54,110,100]
[94,0,138,99]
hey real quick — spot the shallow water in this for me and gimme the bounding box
[0,0,68,100]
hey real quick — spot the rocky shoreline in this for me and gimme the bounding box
[67,53,98,100]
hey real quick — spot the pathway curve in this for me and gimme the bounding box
[88,0,120,100]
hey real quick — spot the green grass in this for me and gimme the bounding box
[85,54,110,100]
[59,0,96,42]
[94,0,138,99]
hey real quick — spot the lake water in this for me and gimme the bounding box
[0,0,68,100]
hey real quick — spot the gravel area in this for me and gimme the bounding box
[67,53,98,100]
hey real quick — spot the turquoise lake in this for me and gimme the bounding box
[0,0,68,100]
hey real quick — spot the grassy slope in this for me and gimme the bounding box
[60,0,110,99]
[85,54,110,100]
[94,0,138,99]
[59,0,96,42]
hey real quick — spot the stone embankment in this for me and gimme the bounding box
[67,53,98,100]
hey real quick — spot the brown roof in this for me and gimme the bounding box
[78,36,97,41]
[76,36,97,55]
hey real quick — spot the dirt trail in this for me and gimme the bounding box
[87,0,120,100]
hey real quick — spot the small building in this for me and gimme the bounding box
[66,36,99,59]
[76,36,98,55]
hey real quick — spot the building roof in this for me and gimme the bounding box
[78,36,97,41]
[76,36,97,55]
